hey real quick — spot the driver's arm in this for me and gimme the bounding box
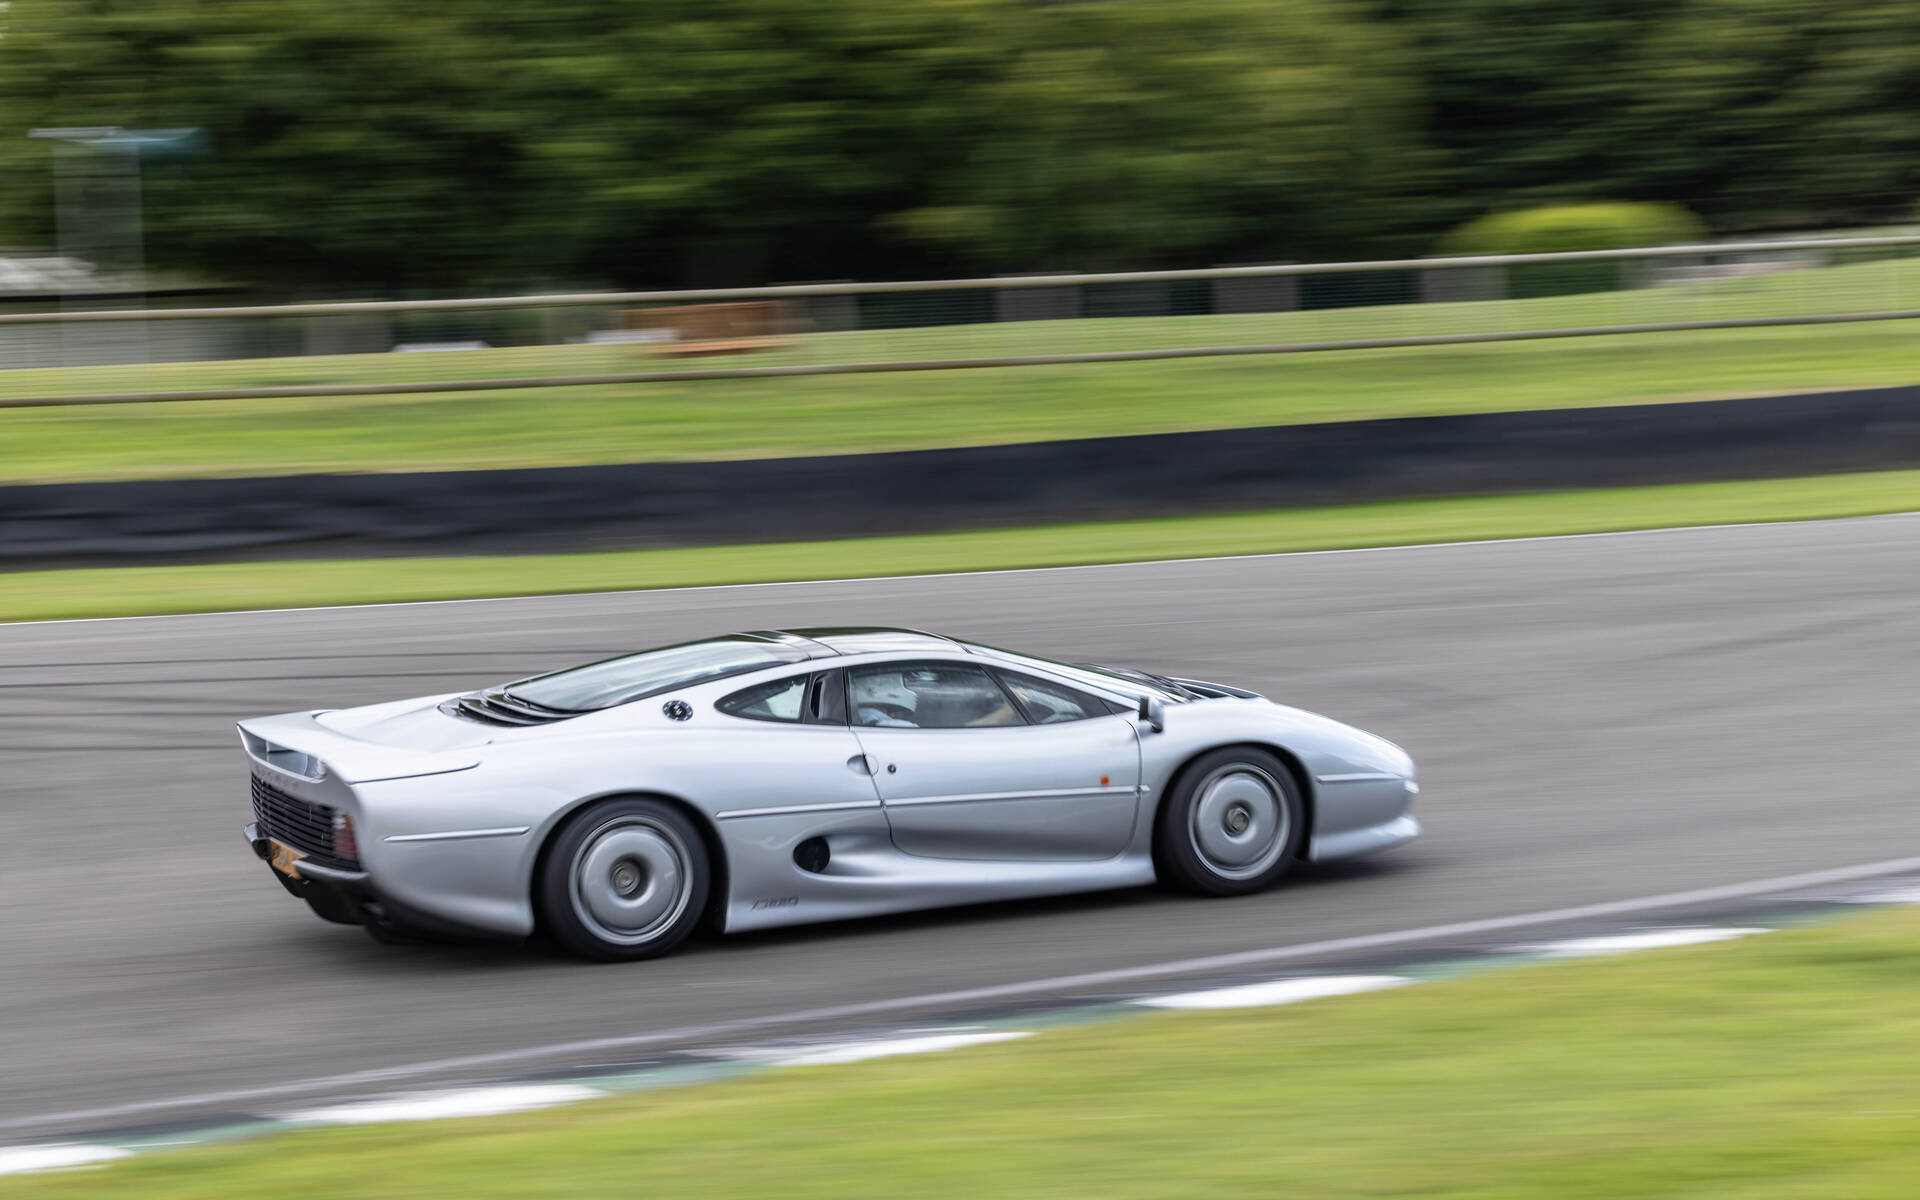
[857,704,917,728]
[966,699,1018,727]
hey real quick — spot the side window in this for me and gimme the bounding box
[849,662,1024,729]
[998,671,1109,724]
[717,675,808,723]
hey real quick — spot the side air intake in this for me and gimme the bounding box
[793,837,831,874]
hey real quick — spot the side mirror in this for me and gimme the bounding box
[1137,694,1166,733]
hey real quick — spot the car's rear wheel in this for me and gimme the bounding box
[538,797,710,961]
[1154,747,1305,896]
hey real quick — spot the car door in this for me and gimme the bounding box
[700,669,881,817]
[847,659,1140,861]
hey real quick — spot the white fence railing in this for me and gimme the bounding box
[2,232,1915,407]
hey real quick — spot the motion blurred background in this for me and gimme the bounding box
[2,0,1915,289]
[0,0,1912,579]
[0,0,1913,586]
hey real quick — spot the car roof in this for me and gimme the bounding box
[746,627,964,659]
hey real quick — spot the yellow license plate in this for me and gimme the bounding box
[268,838,307,879]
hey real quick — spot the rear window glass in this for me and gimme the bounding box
[717,676,808,723]
[506,638,802,712]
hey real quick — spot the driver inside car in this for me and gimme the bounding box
[851,671,920,727]
[851,667,1021,728]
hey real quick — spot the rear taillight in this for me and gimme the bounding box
[332,812,359,861]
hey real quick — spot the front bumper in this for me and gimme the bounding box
[242,823,510,943]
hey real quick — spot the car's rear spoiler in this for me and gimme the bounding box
[237,711,481,784]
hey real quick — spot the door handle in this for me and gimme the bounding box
[846,754,874,776]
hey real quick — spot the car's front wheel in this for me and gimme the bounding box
[1154,747,1305,896]
[538,797,710,961]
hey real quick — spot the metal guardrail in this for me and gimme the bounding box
[2,232,1915,406]
[3,233,1917,324]
[4,309,1915,410]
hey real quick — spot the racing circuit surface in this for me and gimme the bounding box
[5,514,1919,1138]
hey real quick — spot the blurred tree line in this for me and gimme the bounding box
[0,0,1911,291]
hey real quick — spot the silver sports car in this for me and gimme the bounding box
[240,628,1418,960]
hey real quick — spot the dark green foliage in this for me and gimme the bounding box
[1386,0,1920,233]
[1440,202,1706,295]
[0,0,1414,288]
[0,0,1910,290]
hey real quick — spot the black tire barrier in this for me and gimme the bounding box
[3,384,1918,566]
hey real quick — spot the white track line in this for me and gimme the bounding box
[11,850,1920,1140]
[1137,975,1411,1010]
[728,1030,1033,1068]
[12,510,1918,628]
[1524,927,1768,959]
[279,1084,605,1126]
[0,1144,132,1176]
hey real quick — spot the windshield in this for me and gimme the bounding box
[959,643,1191,702]
[505,638,803,712]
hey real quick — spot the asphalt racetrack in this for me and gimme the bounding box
[5,514,1918,1138]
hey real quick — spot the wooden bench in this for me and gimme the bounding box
[620,300,794,357]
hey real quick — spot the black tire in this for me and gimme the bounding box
[1154,747,1306,897]
[537,797,711,962]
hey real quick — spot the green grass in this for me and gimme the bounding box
[5,468,1918,623]
[19,907,1920,1198]
[0,262,1914,483]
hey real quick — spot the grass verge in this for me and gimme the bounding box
[18,907,1920,1198]
[0,320,1914,484]
[5,469,1918,623]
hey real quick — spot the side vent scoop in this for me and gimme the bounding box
[793,837,831,874]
